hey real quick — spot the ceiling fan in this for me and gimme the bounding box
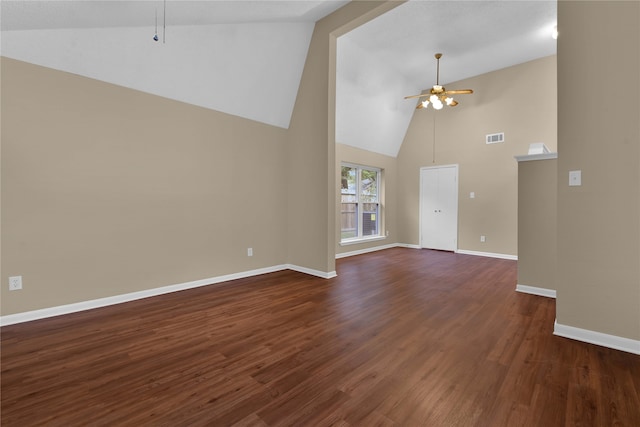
[405,53,473,110]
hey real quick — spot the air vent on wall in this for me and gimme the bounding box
[486,132,505,144]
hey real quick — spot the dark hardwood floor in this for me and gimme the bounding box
[2,248,639,426]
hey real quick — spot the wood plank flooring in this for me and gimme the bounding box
[2,248,639,426]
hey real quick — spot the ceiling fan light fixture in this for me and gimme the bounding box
[404,53,473,110]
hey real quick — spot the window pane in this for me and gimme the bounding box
[340,164,382,241]
[341,203,358,239]
[360,169,378,203]
[341,166,357,203]
[361,203,379,236]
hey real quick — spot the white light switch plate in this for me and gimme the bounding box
[569,170,582,186]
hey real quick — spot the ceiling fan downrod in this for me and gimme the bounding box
[403,52,473,110]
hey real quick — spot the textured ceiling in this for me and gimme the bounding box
[1,1,349,129]
[1,1,349,30]
[337,0,557,156]
[1,0,557,157]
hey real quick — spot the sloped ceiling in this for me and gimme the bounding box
[337,0,557,157]
[0,0,349,128]
[1,1,557,157]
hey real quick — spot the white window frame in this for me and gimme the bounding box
[340,163,385,245]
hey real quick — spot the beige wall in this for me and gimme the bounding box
[287,0,403,274]
[517,158,557,291]
[1,1,404,317]
[396,56,558,256]
[1,57,288,315]
[4,1,637,349]
[557,1,640,340]
[335,143,398,255]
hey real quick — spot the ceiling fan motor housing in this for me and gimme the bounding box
[404,53,473,109]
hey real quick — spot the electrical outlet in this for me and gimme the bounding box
[480,235,486,243]
[247,248,253,257]
[9,276,22,291]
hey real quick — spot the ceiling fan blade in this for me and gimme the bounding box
[405,54,474,106]
[404,93,430,100]
[443,89,473,95]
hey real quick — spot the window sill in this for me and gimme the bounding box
[340,235,387,246]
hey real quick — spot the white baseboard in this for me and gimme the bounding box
[554,320,640,355]
[286,264,336,279]
[397,243,421,250]
[335,243,400,259]
[0,264,337,327]
[358,245,515,259]
[456,249,518,260]
[516,284,556,298]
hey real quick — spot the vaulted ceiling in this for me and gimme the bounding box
[1,0,557,157]
[337,1,557,156]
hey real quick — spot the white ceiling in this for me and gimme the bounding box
[0,1,349,30]
[1,1,349,129]
[337,0,557,156]
[1,0,557,157]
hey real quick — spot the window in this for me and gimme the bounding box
[341,164,382,242]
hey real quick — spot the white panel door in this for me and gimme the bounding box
[420,168,441,249]
[420,165,458,251]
